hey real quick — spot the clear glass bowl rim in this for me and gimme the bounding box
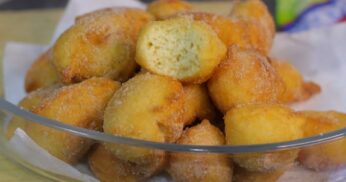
[1,98,345,154]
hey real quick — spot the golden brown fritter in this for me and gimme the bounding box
[103,73,185,176]
[5,85,60,140]
[298,111,346,171]
[208,46,285,113]
[89,144,145,182]
[182,84,219,126]
[168,120,233,182]
[52,8,154,84]
[24,78,120,164]
[225,104,304,172]
[270,59,321,103]
[233,165,287,182]
[175,11,273,55]
[229,0,275,54]
[24,49,58,92]
[147,0,193,20]
[136,17,227,84]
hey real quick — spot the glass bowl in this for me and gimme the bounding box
[0,97,346,182]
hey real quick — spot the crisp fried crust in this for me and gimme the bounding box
[270,59,321,103]
[25,49,58,92]
[225,104,304,172]
[147,0,193,20]
[229,0,275,54]
[233,165,287,182]
[175,11,273,55]
[52,8,153,84]
[6,85,60,140]
[298,111,346,171]
[24,78,120,164]
[182,84,219,126]
[104,73,185,176]
[168,120,233,182]
[88,144,145,182]
[208,46,285,113]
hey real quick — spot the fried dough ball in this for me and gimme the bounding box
[104,73,185,175]
[270,59,321,103]
[230,0,275,32]
[183,84,219,126]
[89,144,145,182]
[147,0,193,20]
[5,85,60,140]
[52,8,154,84]
[230,0,275,52]
[225,104,304,172]
[208,46,285,113]
[174,11,272,55]
[298,111,346,171]
[24,78,120,164]
[168,120,233,182]
[136,17,227,84]
[233,165,286,182]
[25,49,58,92]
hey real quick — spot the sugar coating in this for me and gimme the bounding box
[103,73,185,176]
[270,59,321,103]
[233,165,287,182]
[229,0,275,54]
[298,111,346,171]
[233,151,299,172]
[182,84,219,126]
[230,0,275,34]
[147,0,193,20]
[25,49,59,93]
[5,84,61,140]
[89,144,147,181]
[24,78,120,164]
[208,46,285,113]
[168,120,233,182]
[175,11,273,55]
[224,104,304,172]
[52,8,154,84]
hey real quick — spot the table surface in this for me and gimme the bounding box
[0,2,232,181]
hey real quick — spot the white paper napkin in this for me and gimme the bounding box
[270,23,346,112]
[3,42,47,104]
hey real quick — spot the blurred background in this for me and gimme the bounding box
[0,0,345,77]
[0,0,345,30]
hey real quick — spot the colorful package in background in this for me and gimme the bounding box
[276,0,346,32]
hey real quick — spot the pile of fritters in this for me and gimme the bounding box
[7,0,346,181]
